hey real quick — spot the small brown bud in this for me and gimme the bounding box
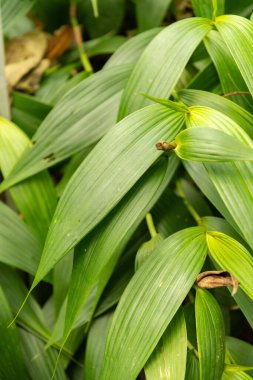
[156,141,176,152]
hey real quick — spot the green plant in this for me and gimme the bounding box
[1,0,253,379]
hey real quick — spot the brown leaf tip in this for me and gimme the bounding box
[156,141,176,152]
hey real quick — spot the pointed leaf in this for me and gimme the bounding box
[62,157,178,341]
[0,287,27,380]
[186,106,253,249]
[204,30,253,112]
[226,337,253,377]
[100,227,207,380]
[195,288,225,380]
[175,127,253,162]
[119,18,212,118]
[32,105,185,286]
[145,307,187,380]
[0,118,57,243]
[179,89,253,140]
[215,15,253,97]
[19,328,67,380]
[0,65,132,187]
[207,231,253,300]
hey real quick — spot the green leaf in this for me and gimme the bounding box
[185,350,199,380]
[179,89,253,140]
[0,287,27,380]
[0,65,132,186]
[222,371,253,380]
[19,328,67,380]
[1,0,34,32]
[226,337,253,377]
[119,18,212,118]
[145,307,187,380]
[0,265,50,338]
[105,28,161,68]
[191,0,224,18]
[174,127,253,162]
[31,105,185,287]
[135,0,172,31]
[206,231,253,300]
[186,106,253,249]
[204,30,253,112]
[135,234,164,270]
[12,91,52,138]
[84,313,113,380]
[195,288,225,380]
[215,15,253,98]
[62,157,178,342]
[78,0,125,38]
[0,201,41,274]
[186,61,219,92]
[0,118,57,243]
[100,227,207,380]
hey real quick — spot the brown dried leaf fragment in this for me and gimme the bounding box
[196,270,239,295]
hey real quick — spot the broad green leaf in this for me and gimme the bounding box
[222,371,253,380]
[0,118,57,243]
[62,157,178,342]
[215,15,253,98]
[119,18,212,118]
[191,0,224,18]
[84,313,113,380]
[186,106,253,249]
[207,232,253,300]
[12,91,52,137]
[195,288,225,380]
[0,65,132,187]
[105,28,161,68]
[1,0,34,32]
[0,201,41,274]
[0,264,50,339]
[100,227,207,380]
[225,0,253,17]
[0,287,27,380]
[135,0,172,31]
[31,105,185,287]
[19,328,67,380]
[174,127,253,162]
[204,31,253,112]
[145,307,187,380]
[179,89,253,140]
[185,350,199,380]
[226,337,253,377]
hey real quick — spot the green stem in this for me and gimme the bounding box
[187,339,199,359]
[176,181,202,226]
[0,8,10,119]
[212,0,217,21]
[146,213,157,238]
[70,2,93,74]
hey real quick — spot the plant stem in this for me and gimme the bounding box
[70,2,93,74]
[212,0,217,21]
[223,91,251,97]
[176,181,202,226]
[187,339,199,359]
[0,8,10,119]
[146,213,157,238]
